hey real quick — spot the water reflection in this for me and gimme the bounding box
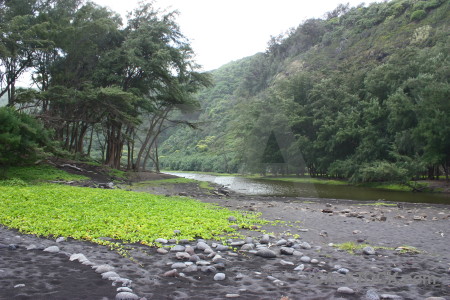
[167,172,449,205]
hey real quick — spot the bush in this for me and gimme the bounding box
[410,10,427,21]
[0,107,53,169]
[351,161,409,183]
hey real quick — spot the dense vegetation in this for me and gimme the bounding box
[0,0,210,170]
[160,0,450,183]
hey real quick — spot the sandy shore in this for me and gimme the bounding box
[1,176,449,300]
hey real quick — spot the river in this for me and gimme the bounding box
[166,172,449,205]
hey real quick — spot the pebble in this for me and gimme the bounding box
[256,248,277,258]
[216,245,229,251]
[176,252,190,260]
[363,246,376,255]
[183,265,198,272]
[102,271,120,280]
[240,244,254,251]
[14,284,25,288]
[55,237,66,243]
[280,247,294,255]
[117,287,133,293]
[225,294,240,298]
[300,242,311,249]
[178,239,189,244]
[280,260,294,266]
[310,259,319,264]
[214,273,226,281]
[337,268,349,274]
[170,245,186,252]
[380,294,403,299]
[196,260,211,266]
[115,292,139,300]
[197,242,211,251]
[228,216,237,222]
[155,238,168,244]
[276,239,287,246]
[70,253,88,263]
[300,256,311,263]
[363,289,380,300]
[260,234,270,244]
[245,237,253,244]
[201,266,217,273]
[95,264,115,274]
[293,250,304,256]
[171,262,187,269]
[173,230,181,235]
[43,246,60,253]
[391,267,402,273]
[294,264,305,271]
[157,248,168,254]
[230,241,245,246]
[337,287,355,294]
[163,269,179,277]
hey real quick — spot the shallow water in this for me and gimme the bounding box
[166,172,449,204]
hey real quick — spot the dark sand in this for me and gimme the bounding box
[1,168,449,300]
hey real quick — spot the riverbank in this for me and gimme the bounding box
[1,166,449,299]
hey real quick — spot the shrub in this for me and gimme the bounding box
[351,161,409,183]
[410,10,427,21]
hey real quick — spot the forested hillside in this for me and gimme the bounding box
[160,0,450,182]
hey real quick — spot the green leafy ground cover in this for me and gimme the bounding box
[134,178,215,191]
[2,165,88,182]
[0,184,264,247]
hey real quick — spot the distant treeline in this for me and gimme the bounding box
[159,0,450,182]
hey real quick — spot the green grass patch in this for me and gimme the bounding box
[334,242,394,254]
[135,177,215,191]
[1,165,88,183]
[0,184,264,247]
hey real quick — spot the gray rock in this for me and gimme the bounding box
[115,292,139,300]
[293,250,304,256]
[182,265,198,273]
[260,234,270,244]
[363,246,376,255]
[196,260,211,266]
[155,238,168,244]
[185,246,195,255]
[363,289,380,300]
[256,248,277,258]
[276,239,287,246]
[95,264,115,274]
[391,267,402,273]
[280,260,294,266]
[280,247,294,255]
[337,268,349,274]
[168,238,177,243]
[214,262,225,270]
[201,266,217,273]
[102,271,120,280]
[300,256,311,263]
[175,252,190,260]
[178,239,189,244]
[230,241,245,247]
[225,294,240,298]
[170,245,186,252]
[228,216,237,222]
[215,245,229,251]
[245,237,253,244]
[337,287,355,294]
[380,294,403,299]
[300,242,311,249]
[117,287,133,293]
[43,246,60,253]
[189,254,200,262]
[157,248,168,254]
[212,255,226,264]
[310,259,319,264]
[171,262,187,269]
[70,253,88,263]
[163,269,179,277]
[240,244,254,251]
[196,241,211,251]
[214,273,226,281]
[55,237,66,243]
[294,264,304,271]
[173,230,181,235]
[14,284,25,288]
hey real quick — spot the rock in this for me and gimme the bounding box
[55,237,66,243]
[293,250,304,256]
[310,259,319,264]
[353,230,362,234]
[337,268,349,274]
[178,239,189,244]
[240,244,254,251]
[201,266,217,273]
[230,241,245,247]
[225,294,240,298]
[115,292,139,300]
[94,264,115,274]
[185,246,195,255]
[214,273,226,281]
[163,269,179,277]
[363,246,376,255]
[276,239,287,246]
[176,252,191,260]
[155,238,168,244]
[424,298,446,300]
[300,256,311,263]
[70,253,88,263]
[256,248,277,258]
[14,284,25,288]
[391,267,402,273]
[170,245,185,252]
[229,225,239,230]
[212,255,226,264]
[244,237,253,244]
[215,245,229,251]
[280,260,294,266]
[380,294,403,299]
[196,241,211,251]
[337,287,355,294]
[189,254,200,262]
[173,230,181,235]
[171,262,187,269]
[300,242,311,249]
[363,289,380,300]
[260,234,270,244]
[117,287,133,293]
[294,264,304,271]
[43,246,60,253]
[319,230,328,237]
[182,265,198,273]
[280,247,294,255]
[168,238,177,243]
[228,216,237,222]
[196,260,211,266]
[102,271,120,280]
[157,248,169,254]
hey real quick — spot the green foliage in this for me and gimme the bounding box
[351,161,410,183]
[0,185,265,245]
[410,10,427,21]
[2,165,88,182]
[0,107,54,169]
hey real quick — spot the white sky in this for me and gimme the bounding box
[92,0,370,71]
